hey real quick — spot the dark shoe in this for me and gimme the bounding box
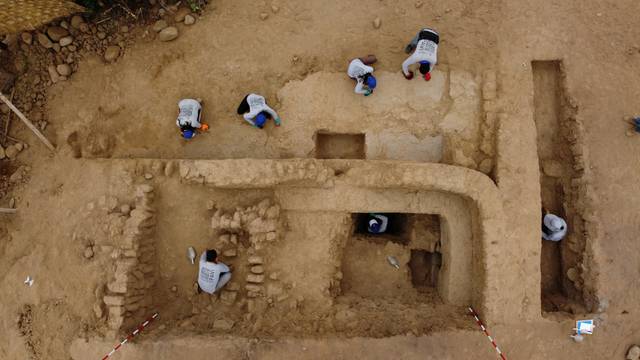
[404,71,414,80]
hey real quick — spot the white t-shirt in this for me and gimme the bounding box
[176,99,202,129]
[542,214,567,242]
[402,39,438,76]
[347,59,374,94]
[347,58,373,79]
[243,93,279,123]
[198,253,230,294]
[368,214,389,233]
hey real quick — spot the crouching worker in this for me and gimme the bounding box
[402,28,439,81]
[367,213,389,234]
[197,249,231,294]
[542,213,568,242]
[176,98,208,140]
[347,55,377,96]
[237,93,281,129]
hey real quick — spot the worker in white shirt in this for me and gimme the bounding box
[197,249,232,294]
[176,98,208,139]
[237,93,281,129]
[347,55,377,96]
[368,213,389,234]
[402,28,439,81]
[542,213,568,242]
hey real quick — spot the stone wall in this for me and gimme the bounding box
[103,184,157,334]
[172,159,513,324]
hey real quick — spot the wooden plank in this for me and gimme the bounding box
[0,92,55,152]
[0,208,17,214]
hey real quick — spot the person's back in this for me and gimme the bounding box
[542,213,567,242]
[402,28,439,80]
[237,93,281,128]
[347,58,377,96]
[198,250,231,294]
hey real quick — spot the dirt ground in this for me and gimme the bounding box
[2,0,640,359]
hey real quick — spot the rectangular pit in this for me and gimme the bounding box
[532,60,588,313]
[315,132,366,159]
[341,213,442,300]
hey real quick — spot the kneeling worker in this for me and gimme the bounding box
[197,249,231,294]
[368,213,389,234]
[347,55,377,96]
[237,93,281,129]
[402,28,439,81]
[542,213,568,242]
[176,98,208,140]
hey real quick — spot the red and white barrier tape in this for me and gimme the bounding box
[468,307,507,360]
[101,312,159,360]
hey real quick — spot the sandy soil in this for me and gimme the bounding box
[2,0,640,359]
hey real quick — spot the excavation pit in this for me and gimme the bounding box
[315,132,366,159]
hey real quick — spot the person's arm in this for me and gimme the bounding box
[402,54,417,76]
[243,113,257,127]
[262,105,281,125]
[354,78,367,94]
[218,263,230,273]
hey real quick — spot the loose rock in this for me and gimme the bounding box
[158,27,179,42]
[174,7,191,22]
[84,246,94,259]
[37,33,53,48]
[184,14,196,25]
[152,20,168,32]
[20,32,32,45]
[120,25,129,33]
[47,26,69,41]
[47,65,60,84]
[567,267,578,282]
[56,64,72,76]
[0,146,5,159]
[271,5,280,13]
[260,12,269,20]
[373,17,381,29]
[627,345,640,360]
[70,15,84,29]
[5,145,19,159]
[104,46,121,62]
[59,36,73,47]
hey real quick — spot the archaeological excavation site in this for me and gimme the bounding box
[1,1,640,359]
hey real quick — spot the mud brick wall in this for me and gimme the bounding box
[103,184,157,333]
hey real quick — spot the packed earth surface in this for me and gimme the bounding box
[1,0,640,359]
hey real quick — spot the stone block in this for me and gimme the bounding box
[248,256,263,265]
[213,319,235,331]
[103,295,125,306]
[247,274,265,284]
[265,232,277,242]
[250,265,264,274]
[223,249,237,257]
[220,291,237,305]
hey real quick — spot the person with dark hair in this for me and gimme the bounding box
[237,93,281,129]
[176,98,208,140]
[197,249,231,294]
[347,55,378,96]
[402,28,439,81]
[367,213,389,234]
